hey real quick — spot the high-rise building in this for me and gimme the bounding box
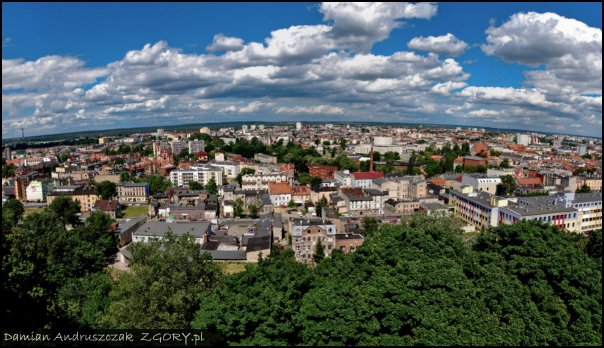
[171,140,187,155]
[517,134,530,146]
[169,165,224,188]
[188,140,205,154]
[296,122,302,130]
[157,128,165,137]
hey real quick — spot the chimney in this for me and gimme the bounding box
[369,146,374,172]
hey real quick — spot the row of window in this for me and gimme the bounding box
[575,202,601,208]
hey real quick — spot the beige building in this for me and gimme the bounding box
[577,176,602,192]
[449,186,508,230]
[117,182,149,204]
[571,192,602,233]
[290,218,336,263]
[371,175,427,201]
[384,199,420,215]
[46,185,99,212]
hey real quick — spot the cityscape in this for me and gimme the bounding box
[2,2,602,346]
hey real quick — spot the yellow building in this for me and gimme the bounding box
[572,192,602,233]
[46,185,99,212]
[449,186,507,230]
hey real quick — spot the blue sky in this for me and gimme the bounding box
[2,2,602,137]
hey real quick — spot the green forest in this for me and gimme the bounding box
[1,199,602,345]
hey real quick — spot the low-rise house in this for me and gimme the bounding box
[268,182,292,207]
[419,202,449,217]
[385,199,420,215]
[132,221,210,244]
[163,203,205,221]
[92,199,121,219]
[291,185,311,204]
[114,216,146,246]
[335,233,364,253]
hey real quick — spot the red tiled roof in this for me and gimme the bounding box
[430,178,446,185]
[268,182,292,195]
[94,199,119,211]
[353,172,384,180]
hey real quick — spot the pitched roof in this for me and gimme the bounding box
[352,172,384,180]
[268,182,292,195]
[94,199,119,211]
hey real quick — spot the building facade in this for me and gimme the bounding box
[290,218,336,262]
[170,165,224,188]
[117,182,149,204]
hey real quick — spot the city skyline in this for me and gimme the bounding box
[2,2,602,138]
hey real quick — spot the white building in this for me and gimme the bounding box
[211,161,240,179]
[341,188,386,217]
[26,181,47,202]
[517,134,530,146]
[352,172,384,189]
[296,122,302,130]
[461,174,502,195]
[373,136,393,146]
[241,172,289,190]
[334,170,352,187]
[353,144,372,155]
[170,165,224,188]
[132,221,210,245]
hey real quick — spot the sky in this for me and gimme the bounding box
[2,2,602,138]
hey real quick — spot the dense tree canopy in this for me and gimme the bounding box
[2,200,601,345]
[95,180,117,200]
[188,181,204,191]
[496,175,517,195]
[1,207,117,330]
[48,196,82,227]
[99,234,220,329]
[193,217,601,345]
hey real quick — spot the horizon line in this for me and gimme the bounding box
[2,119,602,143]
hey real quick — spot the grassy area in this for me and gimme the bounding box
[24,207,45,217]
[122,205,148,219]
[219,262,252,275]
